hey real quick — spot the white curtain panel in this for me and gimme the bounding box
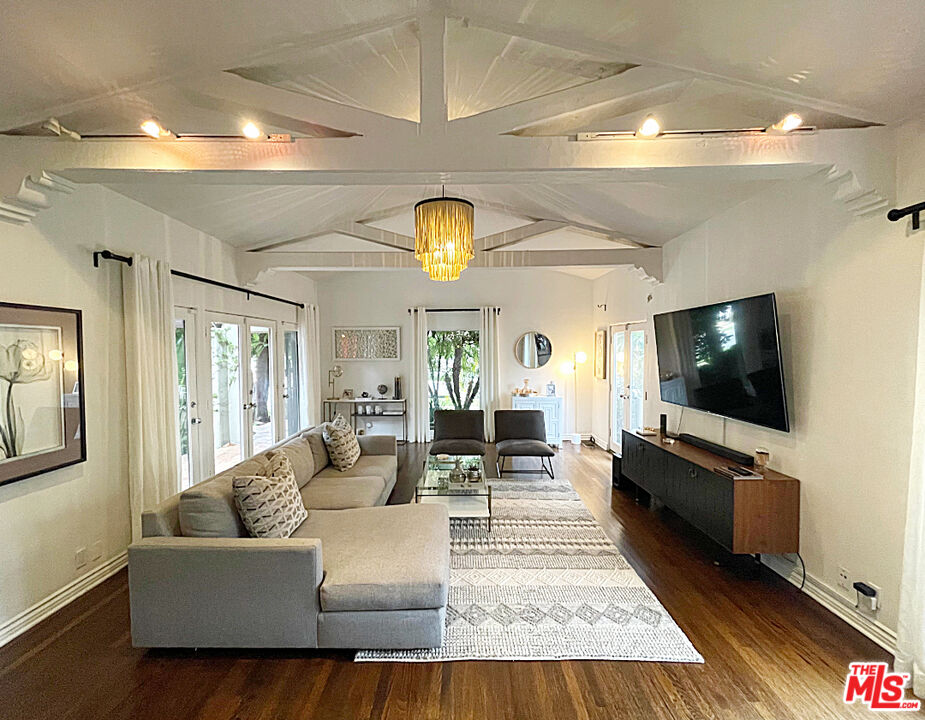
[410,307,430,442]
[896,252,925,698]
[299,303,322,428]
[122,255,180,542]
[479,307,501,441]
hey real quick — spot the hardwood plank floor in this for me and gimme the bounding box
[0,443,904,720]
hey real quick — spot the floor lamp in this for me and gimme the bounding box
[561,351,587,443]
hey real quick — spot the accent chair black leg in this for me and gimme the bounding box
[545,457,555,479]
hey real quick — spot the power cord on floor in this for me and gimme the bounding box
[796,552,806,591]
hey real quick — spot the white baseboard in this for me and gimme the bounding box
[0,550,128,648]
[762,554,897,655]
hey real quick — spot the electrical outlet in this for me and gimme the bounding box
[867,582,882,613]
[838,567,850,590]
[91,540,103,561]
[75,547,88,569]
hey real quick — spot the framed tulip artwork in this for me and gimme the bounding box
[0,302,85,486]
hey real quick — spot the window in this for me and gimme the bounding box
[427,330,480,430]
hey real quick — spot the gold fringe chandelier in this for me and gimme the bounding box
[414,195,474,282]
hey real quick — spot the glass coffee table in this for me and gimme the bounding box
[415,454,492,531]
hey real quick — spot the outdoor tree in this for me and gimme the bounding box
[427,330,480,426]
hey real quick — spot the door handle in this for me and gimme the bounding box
[243,402,256,410]
[190,418,202,425]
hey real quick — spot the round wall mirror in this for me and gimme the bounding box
[515,331,553,368]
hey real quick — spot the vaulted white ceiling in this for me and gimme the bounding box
[1,0,918,265]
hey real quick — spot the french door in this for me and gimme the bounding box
[279,322,302,438]
[176,308,302,482]
[208,315,279,473]
[609,324,647,453]
[175,308,206,488]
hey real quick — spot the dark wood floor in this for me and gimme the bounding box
[0,443,903,720]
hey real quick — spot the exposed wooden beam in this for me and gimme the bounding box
[449,9,885,125]
[236,247,664,282]
[227,13,418,74]
[176,72,418,139]
[508,79,694,137]
[418,5,448,137]
[0,12,421,133]
[451,67,687,136]
[248,221,414,253]
[476,220,566,251]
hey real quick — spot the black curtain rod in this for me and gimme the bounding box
[93,250,305,309]
[887,201,925,230]
[407,307,500,314]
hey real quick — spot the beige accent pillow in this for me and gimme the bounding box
[322,413,361,471]
[276,435,316,488]
[232,451,307,538]
[303,427,331,471]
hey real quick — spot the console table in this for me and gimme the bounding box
[620,430,799,555]
[322,398,407,444]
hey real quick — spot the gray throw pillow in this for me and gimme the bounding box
[322,413,361,471]
[232,451,307,538]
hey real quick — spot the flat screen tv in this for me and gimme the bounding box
[653,293,790,432]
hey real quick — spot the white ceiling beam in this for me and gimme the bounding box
[0,12,421,133]
[0,126,896,214]
[236,247,663,282]
[176,72,417,139]
[451,67,688,136]
[449,9,885,125]
[476,219,566,251]
[418,4,448,137]
[254,221,414,253]
[227,13,419,72]
[507,79,694,137]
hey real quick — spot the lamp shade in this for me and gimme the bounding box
[414,197,474,282]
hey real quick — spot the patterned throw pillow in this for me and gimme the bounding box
[322,413,361,471]
[232,451,308,538]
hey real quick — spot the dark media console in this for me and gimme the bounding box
[620,430,799,555]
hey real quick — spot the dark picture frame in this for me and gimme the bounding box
[0,302,86,486]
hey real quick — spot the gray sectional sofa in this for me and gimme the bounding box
[128,427,450,650]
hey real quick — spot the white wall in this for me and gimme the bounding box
[0,184,316,634]
[315,268,594,438]
[591,134,925,633]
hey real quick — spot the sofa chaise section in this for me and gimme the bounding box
[130,428,449,650]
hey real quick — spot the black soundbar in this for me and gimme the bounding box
[677,433,754,466]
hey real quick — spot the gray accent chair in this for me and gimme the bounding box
[429,410,486,456]
[494,409,556,479]
[129,428,450,650]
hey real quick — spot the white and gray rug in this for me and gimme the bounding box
[356,478,703,663]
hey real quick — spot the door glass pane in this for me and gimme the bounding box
[249,325,274,454]
[175,318,192,488]
[283,329,301,437]
[211,322,242,473]
[611,331,625,449]
[629,330,645,432]
[426,330,480,432]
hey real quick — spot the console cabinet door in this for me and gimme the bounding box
[667,460,734,551]
[621,431,644,484]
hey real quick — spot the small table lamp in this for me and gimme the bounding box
[328,365,343,399]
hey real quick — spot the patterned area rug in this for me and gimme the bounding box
[355,478,703,663]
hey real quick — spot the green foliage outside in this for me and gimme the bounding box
[427,330,480,428]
